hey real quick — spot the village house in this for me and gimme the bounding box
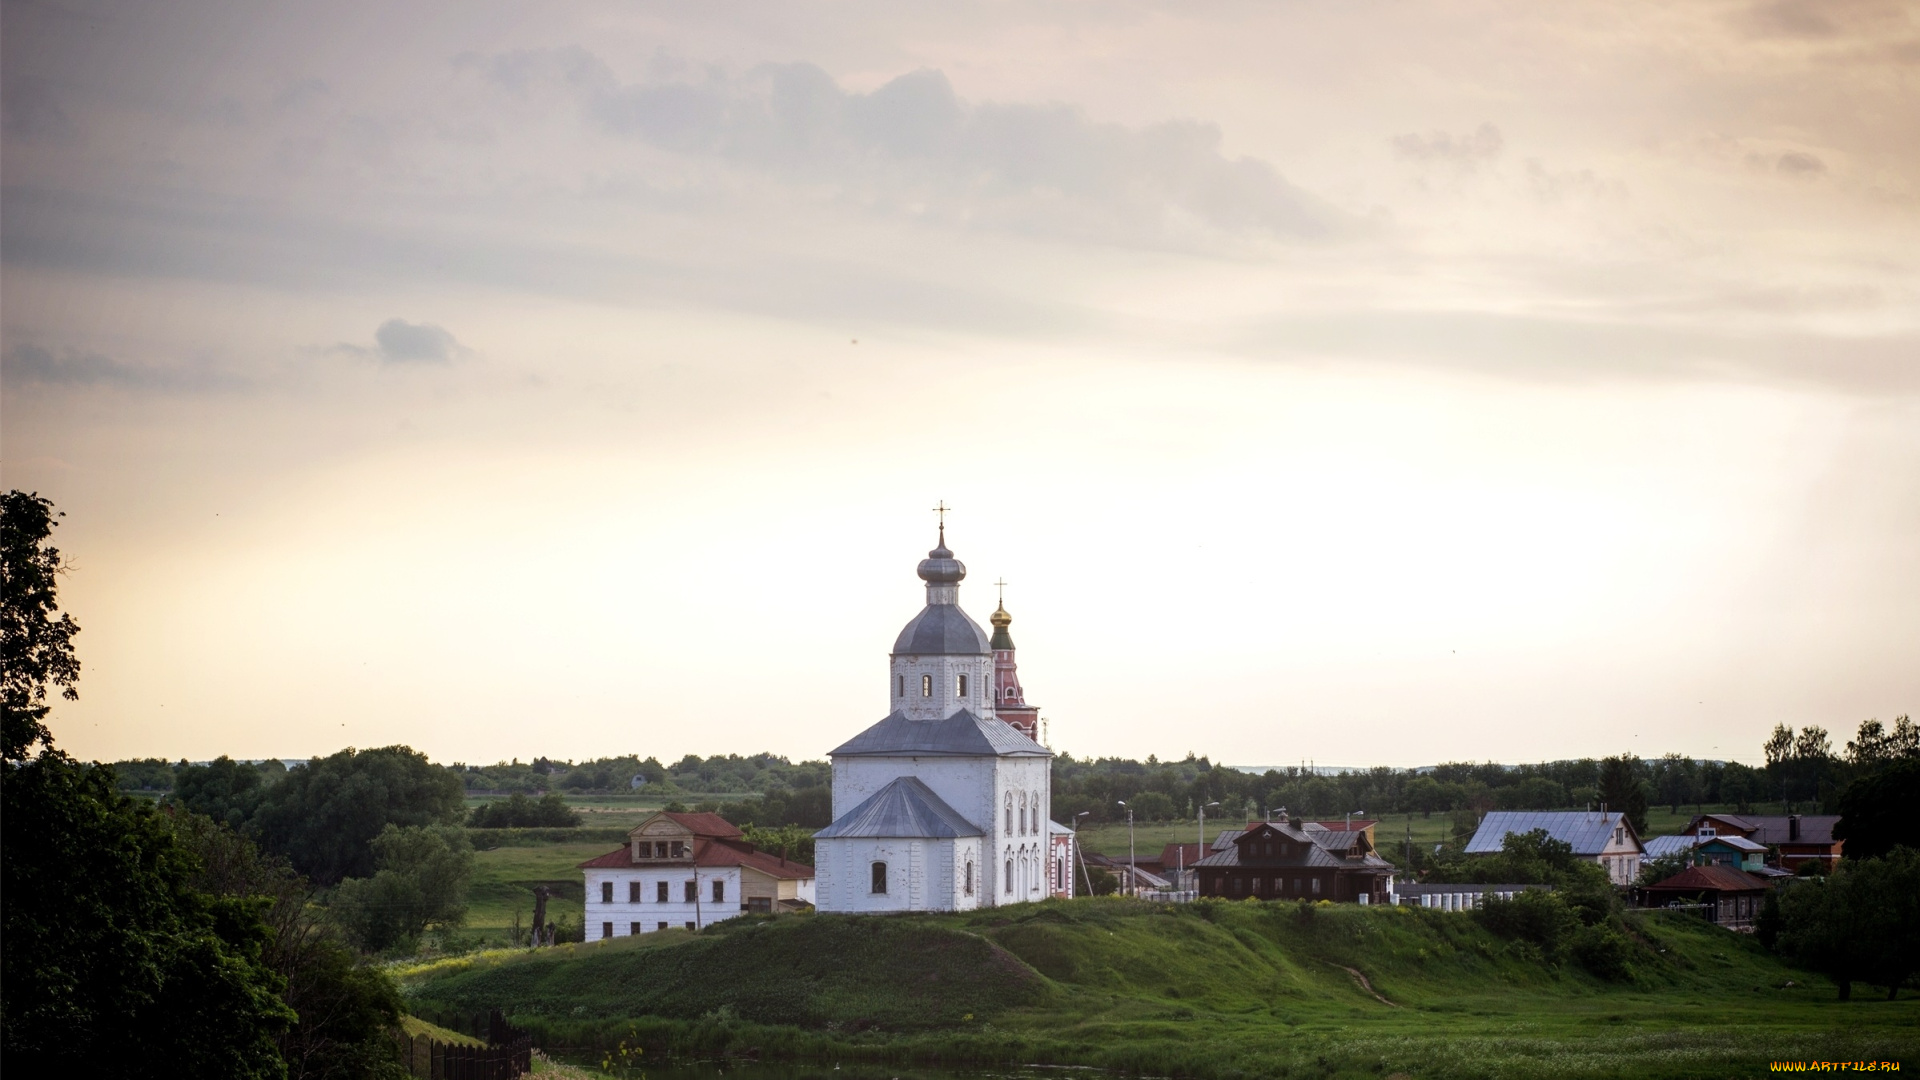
[1644,832,1769,872]
[1681,813,1843,873]
[1635,864,1770,929]
[1465,810,1644,886]
[1193,816,1396,903]
[578,810,815,939]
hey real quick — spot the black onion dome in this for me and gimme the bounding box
[916,530,966,584]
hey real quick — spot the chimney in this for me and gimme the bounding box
[1788,815,1800,842]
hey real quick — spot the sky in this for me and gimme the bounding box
[3,0,1916,769]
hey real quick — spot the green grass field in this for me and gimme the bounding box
[403,898,1917,1079]
[462,841,612,942]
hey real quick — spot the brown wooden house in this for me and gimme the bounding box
[1193,817,1395,903]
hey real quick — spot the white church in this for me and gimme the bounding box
[812,523,1076,912]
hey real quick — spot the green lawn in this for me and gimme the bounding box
[403,898,1917,1079]
[462,841,613,943]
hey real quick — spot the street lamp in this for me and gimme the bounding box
[1116,801,1135,897]
[1195,801,1221,895]
[1073,810,1094,897]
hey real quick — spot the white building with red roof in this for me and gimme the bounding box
[577,810,814,939]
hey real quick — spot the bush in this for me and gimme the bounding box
[1568,924,1635,981]
[469,792,580,828]
[331,824,474,953]
[1474,889,1578,951]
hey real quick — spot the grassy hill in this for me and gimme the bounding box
[402,898,1918,1079]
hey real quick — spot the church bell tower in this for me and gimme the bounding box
[989,591,1041,741]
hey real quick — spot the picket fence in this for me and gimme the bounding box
[395,1010,533,1080]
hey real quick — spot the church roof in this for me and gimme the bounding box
[828,709,1052,758]
[892,603,991,655]
[814,776,983,839]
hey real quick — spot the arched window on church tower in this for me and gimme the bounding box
[1005,858,1013,893]
[921,674,932,697]
[964,859,974,896]
[1004,793,1013,835]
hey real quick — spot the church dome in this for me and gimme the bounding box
[893,604,991,655]
[917,532,965,585]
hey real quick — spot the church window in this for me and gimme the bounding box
[957,673,967,698]
[712,880,725,903]
[964,860,974,895]
[684,881,696,903]
[601,881,613,904]
[629,881,640,903]
[871,861,888,894]
[922,674,932,697]
[657,881,668,903]
[898,675,904,698]
[1005,794,1013,835]
[1005,859,1014,892]
[1006,687,1013,699]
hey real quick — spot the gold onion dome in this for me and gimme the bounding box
[990,603,1012,629]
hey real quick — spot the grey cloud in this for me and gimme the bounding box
[468,50,1348,242]
[1,343,240,391]
[374,319,459,363]
[1775,150,1826,176]
[2,80,78,145]
[1392,123,1503,167]
[273,78,331,112]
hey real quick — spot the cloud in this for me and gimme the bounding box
[1,343,239,391]
[1774,150,1826,176]
[465,50,1349,243]
[1392,123,1503,168]
[372,318,460,363]
[2,80,79,145]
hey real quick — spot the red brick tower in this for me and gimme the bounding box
[989,590,1041,741]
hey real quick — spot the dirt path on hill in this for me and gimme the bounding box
[1327,962,1398,1007]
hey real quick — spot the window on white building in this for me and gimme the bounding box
[921,674,932,697]
[657,921,667,931]
[629,881,640,903]
[964,860,974,895]
[630,922,640,935]
[602,922,613,939]
[898,675,904,698]
[871,861,888,894]
[1005,794,1013,835]
[957,673,967,698]
[1005,859,1014,892]
[712,880,725,903]
[684,881,696,903]
[600,881,613,904]
[656,881,668,903]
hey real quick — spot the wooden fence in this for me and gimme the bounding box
[396,1010,533,1080]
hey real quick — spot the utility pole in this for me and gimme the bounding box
[1073,811,1094,897]
[1116,801,1135,897]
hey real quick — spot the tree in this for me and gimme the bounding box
[173,755,270,829]
[1779,849,1920,1001]
[1,491,82,761]
[1596,755,1648,836]
[2,754,296,1076]
[251,746,467,884]
[169,813,409,1080]
[468,791,580,828]
[330,825,474,952]
[1835,758,1920,861]
[2,492,297,1076]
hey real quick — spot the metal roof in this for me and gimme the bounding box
[1697,814,1841,846]
[828,708,1051,758]
[1192,820,1395,870]
[812,776,982,839]
[1464,811,1641,856]
[1393,882,1550,896]
[1639,864,1769,893]
[1643,835,1695,859]
[892,603,991,655]
[1646,834,1766,858]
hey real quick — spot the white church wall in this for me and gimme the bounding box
[887,653,997,721]
[815,837,965,912]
